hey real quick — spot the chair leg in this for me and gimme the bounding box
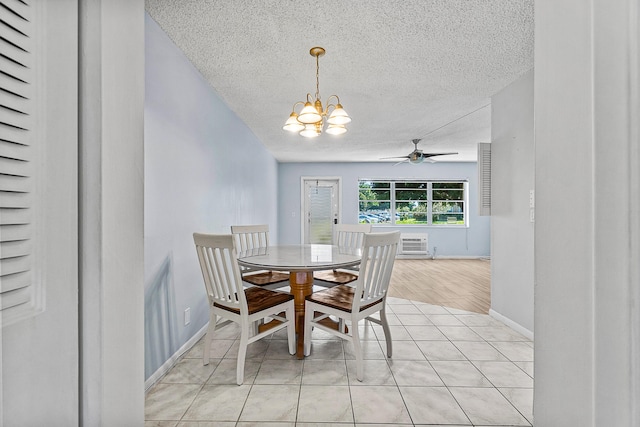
[203,311,217,365]
[286,304,296,355]
[303,303,314,356]
[380,306,393,358]
[237,322,250,385]
[351,317,364,382]
[339,318,346,333]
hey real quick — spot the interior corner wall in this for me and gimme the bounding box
[490,69,534,335]
[144,14,279,381]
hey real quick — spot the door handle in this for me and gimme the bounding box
[334,218,338,224]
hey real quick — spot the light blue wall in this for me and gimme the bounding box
[144,14,279,380]
[278,162,490,257]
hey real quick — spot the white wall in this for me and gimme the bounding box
[278,161,490,257]
[534,0,640,425]
[490,70,534,336]
[144,14,280,380]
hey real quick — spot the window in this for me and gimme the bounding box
[358,180,467,226]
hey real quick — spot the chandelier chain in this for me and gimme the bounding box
[315,53,321,101]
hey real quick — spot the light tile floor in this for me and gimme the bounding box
[145,296,534,427]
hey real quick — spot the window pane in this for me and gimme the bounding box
[359,202,391,224]
[432,201,464,225]
[396,182,428,202]
[359,181,390,202]
[433,182,464,189]
[395,202,428,224]
[359,181,391,223]
[396,188,428,201]
[395,182,428,189]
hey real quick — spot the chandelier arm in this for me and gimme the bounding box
[325,95,340,114]
[326,94,340,105]
[291,101,306,112]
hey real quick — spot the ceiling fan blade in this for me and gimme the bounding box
[422,152,458,158]
[380,155,410,160]
[393,159,409,166]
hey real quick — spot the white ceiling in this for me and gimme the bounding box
[144,0,534,163]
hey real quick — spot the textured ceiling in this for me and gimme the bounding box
[145,0,534,163]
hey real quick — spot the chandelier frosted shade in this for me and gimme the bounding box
[299,123,321,138]
[325,124,347,135]
[283,47,351,138]
[282,112,305,132]
[327,104,351,125]
[297,102,323,124]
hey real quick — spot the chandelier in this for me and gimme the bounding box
[282,47,351,138]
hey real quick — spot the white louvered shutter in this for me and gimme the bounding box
[477,142,491,216]
[0,0,36,325]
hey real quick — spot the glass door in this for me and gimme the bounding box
[302,178,340,244]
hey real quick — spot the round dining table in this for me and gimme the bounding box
[237,244,361,358]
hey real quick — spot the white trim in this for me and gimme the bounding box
[431,255,489,260]
[144,322,208,391]
[489,308,534,340]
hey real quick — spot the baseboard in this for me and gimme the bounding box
[489,309,534,340]
[145,323,208,391]
[396,255,490,260]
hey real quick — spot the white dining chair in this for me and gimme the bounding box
[303,231,400,381]
[193,233,296,385]
[314,223,372,285]
[231,224,289,287]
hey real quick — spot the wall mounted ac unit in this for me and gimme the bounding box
[398,233,429,257]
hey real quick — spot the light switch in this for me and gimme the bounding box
[529,189,535,208]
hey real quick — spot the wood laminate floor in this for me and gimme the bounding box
[388,258,491,314]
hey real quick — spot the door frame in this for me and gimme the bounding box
[300,176,342,244]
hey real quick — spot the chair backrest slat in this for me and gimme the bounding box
[193,233,247,314]
[353,231,400,311]
[335,223,371,249]
[231,224,270,253]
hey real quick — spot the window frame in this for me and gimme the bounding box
[358,179,468,227]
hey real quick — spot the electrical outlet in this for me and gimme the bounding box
[184,307,191,326]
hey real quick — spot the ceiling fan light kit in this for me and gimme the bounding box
[283,47,351,138]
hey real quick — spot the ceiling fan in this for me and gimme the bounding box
[382,139,458,165]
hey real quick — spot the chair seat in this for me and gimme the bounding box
[305,284,381,313]
[243,270,290,286]
[314,270,358,285]
[215,287,294,315]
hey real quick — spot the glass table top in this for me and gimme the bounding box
[237,244,361,272]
